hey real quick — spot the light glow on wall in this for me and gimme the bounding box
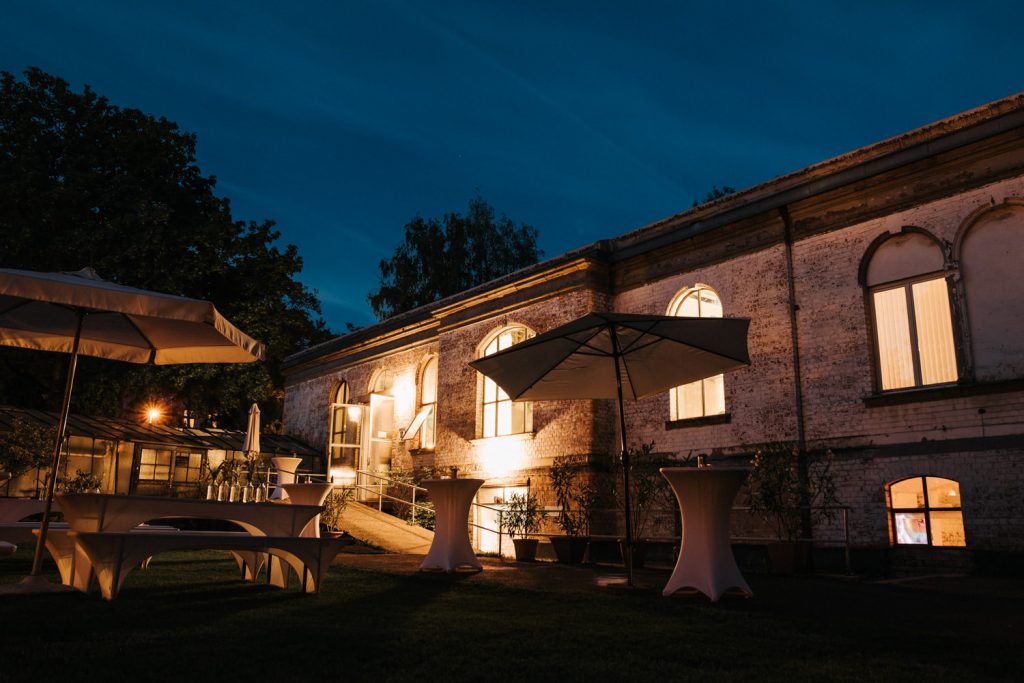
[474,434,529,478]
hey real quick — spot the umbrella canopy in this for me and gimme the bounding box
[470,312,751,585]
[0,267,264,580]
[243,402,261,456]
[0,267,264,364]
[469,312,750,401]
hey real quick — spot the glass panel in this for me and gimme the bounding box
[484,377,497,403]
[421,405,436,449]
[890,478,925,509]
[676,292,700,317]
[524,401,533,433]
[421,358,438,404]
[334,382,349,404]
[929,511,967,547]
[703,375,725,415]
[698,289,722,317]
[497,399,512,436]
[873,287,916,390]
[678,380,704,419]
[483,404,496,438]
[510,401,526,434]
[925,477,961,509]
[911,278,958,386]
[894,512,928,544]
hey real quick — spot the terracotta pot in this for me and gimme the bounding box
[512,537,539,562]
[549,535,589,564]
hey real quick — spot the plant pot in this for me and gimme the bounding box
[765,541,811,574]
[618,539,647,569]
[511,538,539,562]
[549,535,589,564]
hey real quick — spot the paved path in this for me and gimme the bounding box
[339,502,434,554]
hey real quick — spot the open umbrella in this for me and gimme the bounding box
[0,267,265,581]
[470,312,750,585]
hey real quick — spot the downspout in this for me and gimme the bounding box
[779,206,812,538]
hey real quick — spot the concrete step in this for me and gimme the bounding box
[339,501,434,555]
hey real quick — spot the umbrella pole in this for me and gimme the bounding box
[27,310,84,579]
[610,330,635,587]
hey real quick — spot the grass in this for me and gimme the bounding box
[1,547,1021,682]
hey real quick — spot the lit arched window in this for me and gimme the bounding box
[864,231,957,390]
[403,356,438,449]
[888,476,966,547]
[667,286,725,420]
[479,326,534,437]
[328,382,361,479]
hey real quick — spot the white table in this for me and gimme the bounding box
[0,498,55,523]
[280,483,334,538]
[418,478,483,573]
[270,456,303,500]
[660,467,752,601]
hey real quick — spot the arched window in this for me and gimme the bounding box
[864,231,958,391]
[958,204,1024,381]
[667,286,725,420]
[403,356,438,449]
[888,476,966,547]
[328,382,361,481]
[479,326,534,437]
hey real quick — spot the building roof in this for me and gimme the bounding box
[284,91,1024,373]
[0,405,319,457]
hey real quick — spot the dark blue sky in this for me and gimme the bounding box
[3,1,1021,330]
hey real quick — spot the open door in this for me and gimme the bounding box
[356,393,394,501]
[328,402,363,486]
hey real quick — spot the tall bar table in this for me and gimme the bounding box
[660,467,752,601]
[418,478,483,573]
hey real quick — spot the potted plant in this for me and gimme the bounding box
[320,486,354,538]
[548,454,596,563]
[745,444,840,573]
[498,492,543,561]
[612,442,679,568]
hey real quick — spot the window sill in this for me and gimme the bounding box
[665,413,731,430]
[470,432,535,446]
[863,378,1024,407]
[408,447,435,456]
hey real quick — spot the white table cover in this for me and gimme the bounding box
[418,478,483,572]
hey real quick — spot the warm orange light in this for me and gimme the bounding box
[146,407,162,424]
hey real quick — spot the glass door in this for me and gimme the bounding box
[476,485,529,556]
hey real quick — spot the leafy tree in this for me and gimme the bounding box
[692,184,737,207]
[0,417,55,485]
[368,194,542,319]
[0,67,332,428]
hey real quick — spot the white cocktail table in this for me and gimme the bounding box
[660,467,752,601]
[418,478,483,573]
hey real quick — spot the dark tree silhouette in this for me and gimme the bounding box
[0,67,332,428]
[693,185,737,207]
[369,194,542,320]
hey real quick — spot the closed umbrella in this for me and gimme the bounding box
[470,312,751,585]
[243,403,261,456]
[0,267,265,582]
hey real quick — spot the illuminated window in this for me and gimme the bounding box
[479,326,534,438]
[418,357,438,449]
[138,448,173,482]
[888,476,966,547]
[667,286,725,420]
[172,452,205,483]
[865,232,958,391]
[329,382,361,473]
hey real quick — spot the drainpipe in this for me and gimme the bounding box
[779,206,812,538]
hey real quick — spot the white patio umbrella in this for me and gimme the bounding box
[470,312,751,586]
[0,267,265,581]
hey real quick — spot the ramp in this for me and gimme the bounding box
[339,502,434,554]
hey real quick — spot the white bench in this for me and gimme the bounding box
[70,531,350,600]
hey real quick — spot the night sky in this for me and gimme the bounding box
[3,1,1021,330]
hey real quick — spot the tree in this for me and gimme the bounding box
[0,67,332,428]
[692,185,737,207]
[368,194,542,319]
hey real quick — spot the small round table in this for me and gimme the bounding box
[270,456,303,500]
[660,467,752,601]
[418,478,484,573]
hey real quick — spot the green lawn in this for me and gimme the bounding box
[1,548,1021,682]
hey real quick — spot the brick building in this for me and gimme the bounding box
[283,94,1024,569]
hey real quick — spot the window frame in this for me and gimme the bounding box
[887,475,966,548]
[477,325,535,439]
[867,271,959,393]
[666,285,726,421]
